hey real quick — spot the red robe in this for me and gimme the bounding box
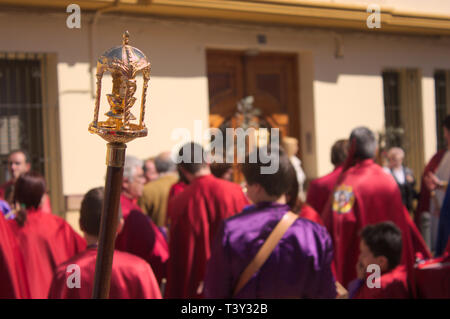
[299,203,324,226]
[307,166,343,216]
[8,207,87,298]
[165,174,248,298]
[0,213,30,298]
[415,150,446,226]
[166,181,188,226]
[120,195,140,220]
[116,195,169,284]
[414,253,450,298]
[352,265,410,299]
[169,181,188,200]
[48,247,162,299]
[323,159,431,288]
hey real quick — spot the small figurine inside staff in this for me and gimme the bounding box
[88,31,150,299]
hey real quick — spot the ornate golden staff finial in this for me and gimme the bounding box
[122,30,130,45]
[89,31,151,299]
[89,31,150,143]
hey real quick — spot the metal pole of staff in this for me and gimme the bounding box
[92,143,126,298]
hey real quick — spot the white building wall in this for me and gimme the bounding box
[1,10,450,198]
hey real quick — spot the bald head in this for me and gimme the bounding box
[154,151,176,174]
[387,147,405,169]
[387,147,404,159]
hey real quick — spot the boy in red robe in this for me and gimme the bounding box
[49,187,161,299]
[0,213,30,298]
[307,139,348,216]
[323,127,430,288]
[348,222,410,299]
[8,172,86,298]
[165,142,248,298]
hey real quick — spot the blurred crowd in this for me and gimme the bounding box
[1,121,450,299]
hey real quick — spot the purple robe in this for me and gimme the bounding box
[204,202,336,299]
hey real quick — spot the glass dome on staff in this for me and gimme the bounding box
[89,31,150,144]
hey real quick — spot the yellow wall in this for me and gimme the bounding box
[65,211,83,236]
[320,0,450,16]
[0,11,449,202]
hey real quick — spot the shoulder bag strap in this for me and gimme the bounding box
[232,211,299,297]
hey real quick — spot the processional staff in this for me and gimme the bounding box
[88,31,150,299]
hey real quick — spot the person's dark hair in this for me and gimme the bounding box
[241,146,295,199]
[177,166,190,185]
[210,162,233,179]
[154,152,176,174]
[177,142,208,174]
[349,127,377,160]
[79,187,123,237]
[360,221,402,270]
[444,115,450,131]
[13,172,46,226]
[9,149,30,163]
[331,139,349,166]
[80,187,103,237]
[285,161,301,211]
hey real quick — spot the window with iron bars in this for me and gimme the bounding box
[382,71,404,150]
[0,54,45,184]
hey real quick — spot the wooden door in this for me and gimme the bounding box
[244,53,299,138]
[207,50,299,183]
[207,50,299,146]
